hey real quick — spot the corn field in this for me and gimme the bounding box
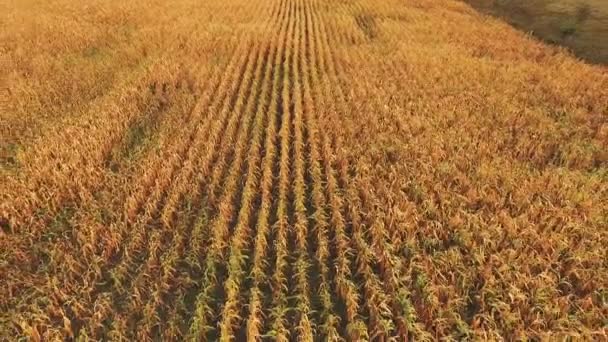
[1,0,607,340]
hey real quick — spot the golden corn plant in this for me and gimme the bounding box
[2,0,607,340]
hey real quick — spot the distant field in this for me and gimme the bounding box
[1,0,607,340]
[462,0,608,64]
